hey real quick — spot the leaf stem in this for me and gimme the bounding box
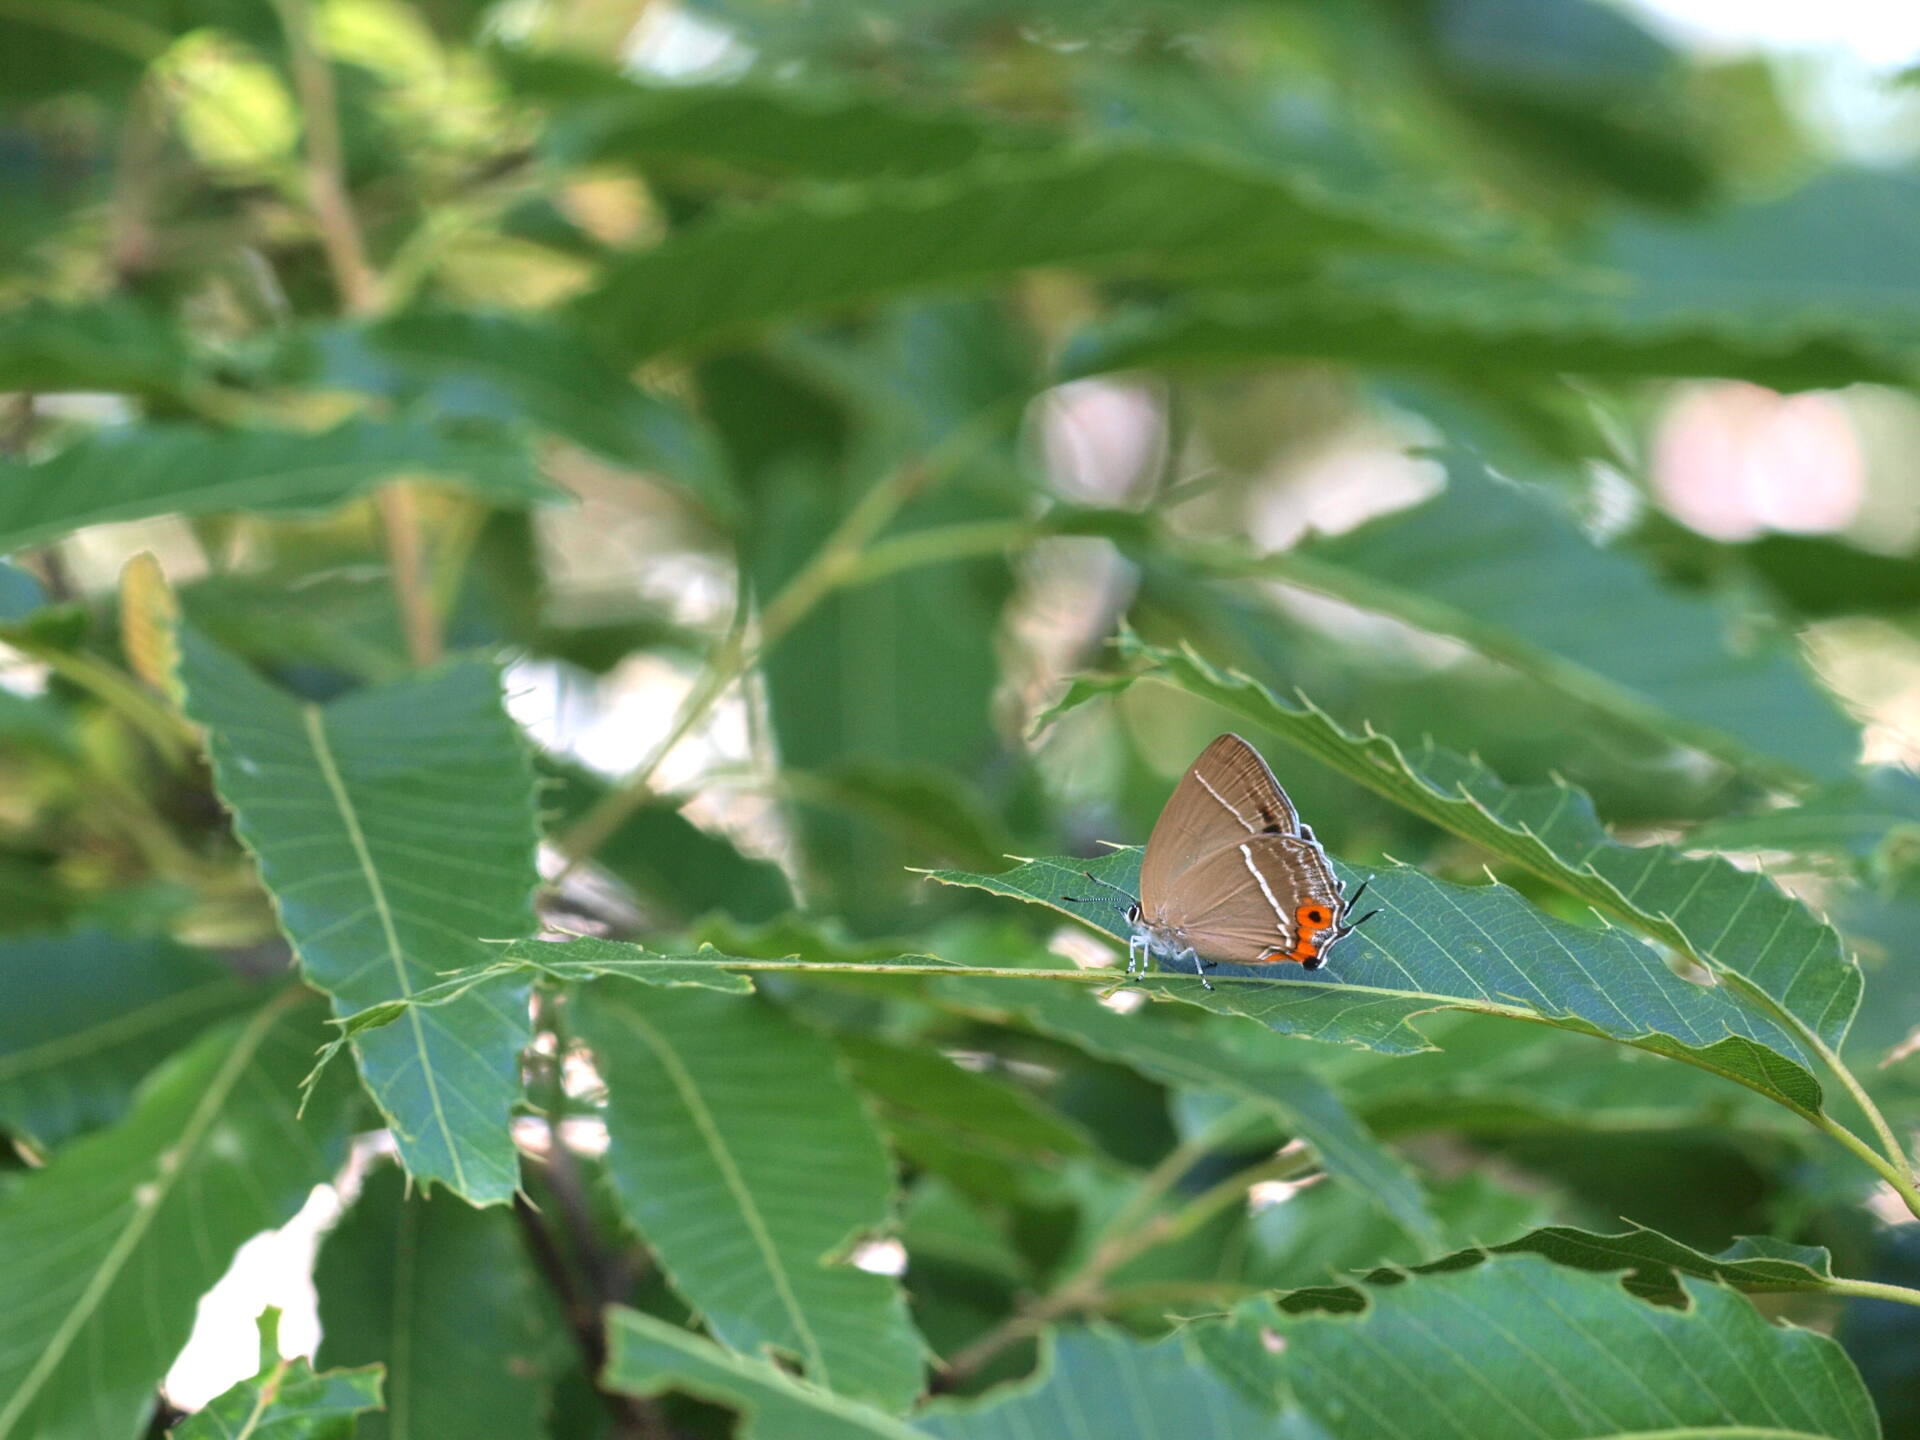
[553,408,1016,876]
[1823,1276,1920,1310]
[1,628,196,766]
[939,1139,1318,1385]
[1804,1107,1920,1220]
[1797,1029,1915,1216]
[274,0,379,316]
[376,484,441,667]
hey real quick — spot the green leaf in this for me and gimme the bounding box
[1249,1171,1555,1292]
[1692,768,1920,872]
[1269,1221,1842,1314]
[923,845,1827,1116]
[1073,170,1920,393]
[722,301,1031,926]
[835,1034,1096,1202]
[1398,0,1714,207]
[576,984,928,1411]
[498,936,757,991]
[176,626,541,1205]
[0,421,561,556]
[579,146,1468,362]
[916,1327,1283,1437]
[1209,1253,1880,1439]
[1288,460,1857,780]
[538,759,793,924]
[315,1161,548,1440]
[288,312,731,514]
[937,983,1438,1249]
[502,53,1039,180]
[0,301,196,398]
[602,1306,923,1440]
[170,1315,383,1440]
[1051,635,1862,1053]
[0,992,358,1440]
[1066,279,1910,393]
[0,931,254,1151]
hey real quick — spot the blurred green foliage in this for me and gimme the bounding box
[0,0,1918,1436]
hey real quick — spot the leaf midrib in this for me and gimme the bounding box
[300,703,466,1196]
[607,1003,831,1384]
[0,979,239,1082]
[0,990,300,1438]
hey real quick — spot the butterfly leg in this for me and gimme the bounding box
[1175,945,1213,992]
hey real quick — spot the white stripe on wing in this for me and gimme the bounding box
[1196,772,1258,833]
[1239,842,1288,933]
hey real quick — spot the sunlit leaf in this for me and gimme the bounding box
[1044,636,1861,1051]
[0,993,358,1440]
[0,931,253,1151]
[577,983,929,1410]
[170,1308,383,1440]
[924,845,1827,1115]
[315,1161,549,1439]
[176,627,541,1205]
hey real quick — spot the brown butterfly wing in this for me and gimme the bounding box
[1148,835,1342,964]
[1139,734,1301,911]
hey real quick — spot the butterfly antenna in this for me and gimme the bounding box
[1061,869,1139,909]
[1345,880,1370,910]
[1347,909,1381,932]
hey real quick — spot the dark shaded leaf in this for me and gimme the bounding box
[0,301,195,397]
[539,758,793,924]
[315,1161,549,1440]
[0,931,254,1151]
[501,52,1039,180]
[937,982,1438,1247]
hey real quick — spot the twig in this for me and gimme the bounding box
[377,485,441,667]
[273,0,452,670]
[521,995,668,1438]
[554,405,1019,877]
[273,0,378,315]
[939,1117,1316,1387]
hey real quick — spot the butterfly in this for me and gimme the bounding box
[1067,734,1376,989]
